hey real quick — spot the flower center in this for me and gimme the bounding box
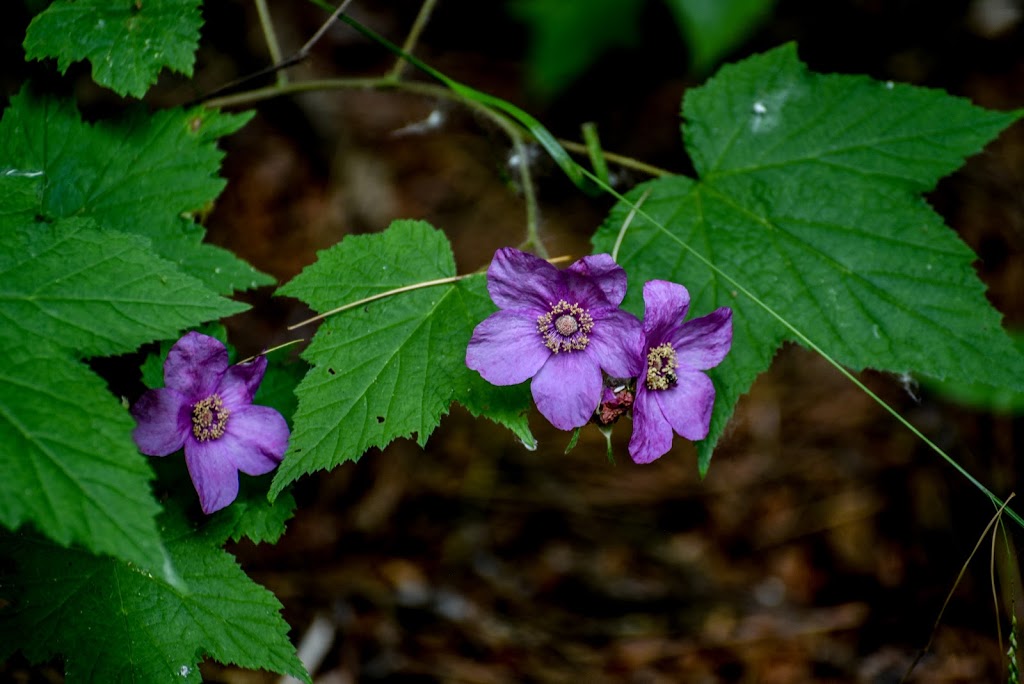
[555,314,578,336]
[645,343,678,391]
[191,394,230,442]
[537,300,594,353]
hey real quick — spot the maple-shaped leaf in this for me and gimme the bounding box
[24,0,203,98]
[0,507,309,683]
[271,220,533,497]
[0,217,244,573]
[593,44,1024,473]
[0,89,273,294]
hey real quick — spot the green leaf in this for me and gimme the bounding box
[593,44,1024,473]
[205,483,297,545]
[271,220,533,497]
[0,89,272,294]
[24,0,203,98]
[0,170,43,223]
[0,219,245,358]
[0,343,171,577]
[665,0,775,73]
[510,0,641,99]
[921,331,1024,414]
[0,509,308,683]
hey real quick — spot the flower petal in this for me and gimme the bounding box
[628,387,674,464]
[655,370,716,441]
[466,309,549,385]
[567,254,628,305]
[486,247,560,310]
[220,405,290,476]
[220,355,268,404]
[184,439,241,514]
[164,332,229,398]
[131,387,189,456]
[531,352,602,430]
[641,280,690,341]
[588,307,644,377]
[672,308,733,371]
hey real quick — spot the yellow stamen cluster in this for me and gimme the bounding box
[537,300,594,353]
[645,343,678,391]
[192,394,229,442]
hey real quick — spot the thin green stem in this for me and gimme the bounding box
[235,337,306,365]
[558,139,671,177]
[298,0,357,57]
[611,188,651,263]
[581,122,609,185]
[387,0,440,80]
[288,275,468,331]
[511,135,546,258]
[253,0,287,86]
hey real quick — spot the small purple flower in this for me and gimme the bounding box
[629,280,732,464]
[131,332,289,514]
[466,248,641,430]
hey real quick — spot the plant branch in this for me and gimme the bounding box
[194,0,356,104]
[387,0,440,81]
[253,0,287,86]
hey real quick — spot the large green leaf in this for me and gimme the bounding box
[0,219,245,358]
[593,44,1024,473]
[24,0,203,98]
[0,89,272,294]
[271,220,533,497]
[0,507,308,683]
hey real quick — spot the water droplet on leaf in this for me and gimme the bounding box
[518,436,537,451]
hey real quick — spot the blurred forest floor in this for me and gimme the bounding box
[7,0,1024,682]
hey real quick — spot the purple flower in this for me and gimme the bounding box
[131,332,289,514]
[466,248,641,430]
[629,280,732,464]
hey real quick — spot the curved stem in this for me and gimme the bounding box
[204,79,670,179]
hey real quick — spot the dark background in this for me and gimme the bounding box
[5,1,1024,681]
